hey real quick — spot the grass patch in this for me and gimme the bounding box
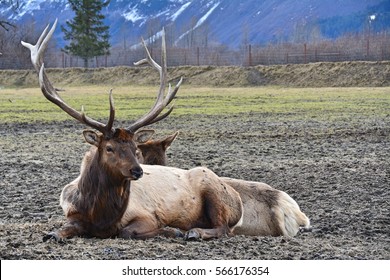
[0,85,389,124]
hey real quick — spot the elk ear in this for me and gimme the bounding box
[134,129,155,144]
[83,129,101,147]
[162,131,179,151]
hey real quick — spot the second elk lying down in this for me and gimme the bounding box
[22,20,243,241]
[136,131,310,237]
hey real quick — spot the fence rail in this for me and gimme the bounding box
[1,39,390,70]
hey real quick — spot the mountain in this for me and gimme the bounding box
[1,0,389,49]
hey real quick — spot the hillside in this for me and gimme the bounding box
[1,61,390,88]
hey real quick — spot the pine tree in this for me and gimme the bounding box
[62,0,110,68]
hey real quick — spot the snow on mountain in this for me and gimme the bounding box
[196,1,219,28]
[122,7,144,23]
[170,2,191,22]
[0,0,388,49]
[174,1,220,45]
[8,0,66,20]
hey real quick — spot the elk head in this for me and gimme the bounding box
[136,130,179,165]
[22,19,182,182]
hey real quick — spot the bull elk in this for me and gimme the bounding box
[22,20,243,241]
[136,131,310,237]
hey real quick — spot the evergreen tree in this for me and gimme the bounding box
[62,0,110,68]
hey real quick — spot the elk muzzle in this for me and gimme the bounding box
[130,166,143,180]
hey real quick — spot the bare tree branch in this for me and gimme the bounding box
[0,20,16,31]
[0,0,19,30]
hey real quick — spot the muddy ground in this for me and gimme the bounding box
[0,108,389,260]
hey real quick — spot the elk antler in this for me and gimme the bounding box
[21,19,115,135]
[128,28,183,133]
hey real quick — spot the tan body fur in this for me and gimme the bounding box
[137,131,310,237]
[221,178,309,237]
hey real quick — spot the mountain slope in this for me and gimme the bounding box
[0,0,388,49]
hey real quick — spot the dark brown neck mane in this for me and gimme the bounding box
[76,150,131,238]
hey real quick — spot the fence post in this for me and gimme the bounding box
[304,43,307,63]
[248,44,252,66]
[381,44,384,61]
[196,47,200,66]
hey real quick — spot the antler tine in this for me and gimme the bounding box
[105,89,116,130]
[22,20,115,135]
[133,35,165,106]
[133,38,162,72]
[145,106,174,126]
[128,28,182,133]
[146,76,182,126]
[21,19,54,72]
[166,77,183,105]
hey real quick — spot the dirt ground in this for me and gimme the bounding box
[0,108,389,259]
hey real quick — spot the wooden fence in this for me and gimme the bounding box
[1,36,390,69]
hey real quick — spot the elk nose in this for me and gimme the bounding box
[131,167,143,180]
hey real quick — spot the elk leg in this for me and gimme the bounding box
[182,185,240,241]
[184,226,232,241]
[119,219,184,239]
[43,221,85,242]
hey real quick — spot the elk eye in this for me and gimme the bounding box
[106,146,114,153]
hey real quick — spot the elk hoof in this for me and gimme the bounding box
[184,229,201,241]
[43,232,63,243]
[161,227,185,238]
[173,228,185,238]
[299,226,312,233]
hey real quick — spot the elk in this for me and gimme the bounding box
[136,132,310,237]
[22,20,243,241]
[136,130,179,166]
